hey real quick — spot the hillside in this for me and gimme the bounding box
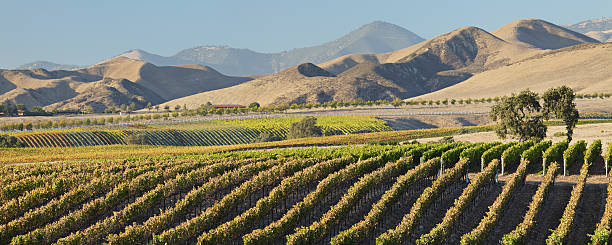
[159,23,552,108]
[0,57,250,112]
[566,17,612,33]
[584,30,612,42]
[566,17,612,42]
[45,78,165,112]
[119,21,425,76]
[492,19,599,49]
[414,42,612,100]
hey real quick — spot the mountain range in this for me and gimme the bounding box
[566,17,612,42]
[16,61,81,71]
[118,21,425,76]
[159,19,601,108]
[2,18,609,112]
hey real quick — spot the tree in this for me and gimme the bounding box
[129,102,136,112]
[0,134,25,148]
[542,86,579,142]
[126,133,149,145]
[287,117,322,139]
[490,89,546,141]
[163,105,170,111]
[174,105,181,111]
[120,104,127,112]
[146,102,153,111]
[85,106,93,114]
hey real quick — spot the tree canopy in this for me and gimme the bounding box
[490,90,547,141]
[542,86,579,142]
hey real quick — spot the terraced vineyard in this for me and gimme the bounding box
[0,142,611,245]
[8,116,393,148]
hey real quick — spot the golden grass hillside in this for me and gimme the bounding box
[413,42,612,100]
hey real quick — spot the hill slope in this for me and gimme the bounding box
[492,19,600,49]
[119,21,425,76]
[414,43,612,100]
[0,57,250,112]
[566,17,612,33]
[161,18,599,107]
[159,25,541,108]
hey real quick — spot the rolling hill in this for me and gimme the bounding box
[118,21,425,76]
[492,19,600,49]
[413,42,612,100]
[160,18,598,108]
[0,57,251,112]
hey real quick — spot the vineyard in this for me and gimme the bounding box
[8,116,393,148]
[0,141,611,245]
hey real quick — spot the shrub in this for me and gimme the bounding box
[0,134,25,148]
[287,117,322,139]
[521,141,552,164]
[563,140,587,166]
[585,140,603,164]
[543,140,569,164]
[501,141,535,170]
[125,132,150,145]
[482,142,518,165]
[252,132,285,143]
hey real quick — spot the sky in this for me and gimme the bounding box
[1,0,610,69]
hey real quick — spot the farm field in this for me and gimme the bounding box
[5,116,393,148]
[0,141,611,245]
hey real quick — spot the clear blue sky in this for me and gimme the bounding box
[1,0,610,68]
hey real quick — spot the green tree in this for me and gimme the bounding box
[85,106,93,114]
[490,89,546,141]
[0,134,25,147]
[542,86,579,142]
[125,133,149,145]
[146,102,153,111]
[248,102,260,110]
[287,117,322,139]
[129,102,136,112]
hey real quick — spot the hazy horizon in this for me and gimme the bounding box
[1,0,610,69]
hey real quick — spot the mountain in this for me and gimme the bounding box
[16,61,80,71]
[492,19,600,49]
[45,78,165,112]
[414,42,612,100]
[159,18,599,108]
[119,21,425,76]
[0,57,251,112]
[566,17,612,33]
[566,18,612,42]
[584,30,612,42]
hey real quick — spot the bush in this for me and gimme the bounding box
[482,142,518,165]
[125,132,150,145]
[460,142,501,168]
[323,128,344,136]
[585,140,602,164]
[287,117,322,139]
[0,134,25,148]
[521,141,552,164]
[252,132,285,143]
[543,140,569,164]
[563,140,587,166]
[501,141,535,169]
